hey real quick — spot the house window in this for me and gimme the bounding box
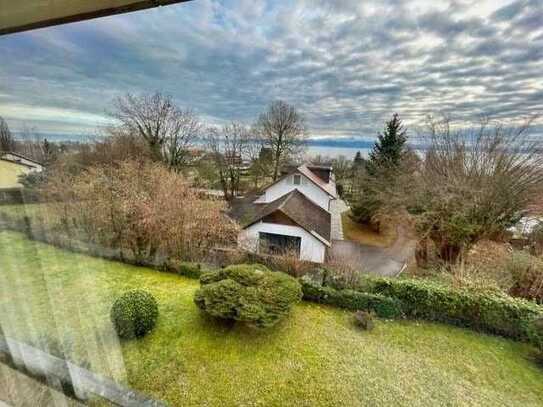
[293,174,301,185]
[259,232,301,257]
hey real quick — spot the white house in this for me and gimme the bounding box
[238,164,337,263]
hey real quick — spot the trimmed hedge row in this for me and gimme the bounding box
[159,260,205,279]
[178,262,202,279]
[368,278,543,341]
[301,280,403,319]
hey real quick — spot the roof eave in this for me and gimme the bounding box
[310,230,331,247]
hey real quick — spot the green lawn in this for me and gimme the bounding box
[1,230,543,406]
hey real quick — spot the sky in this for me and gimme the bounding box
[0,0,542,141]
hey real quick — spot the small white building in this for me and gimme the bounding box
[238,164,337,263]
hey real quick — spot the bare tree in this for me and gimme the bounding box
[15,125,62,164]
[163,109,202,170]
[206,122,250,200]
[0,116,15,152]
[381,115,543,263]
[245,138,272,189]
[112,92,200,169]
[255,101,306,180]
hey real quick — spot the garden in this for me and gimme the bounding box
[2,230,543,406]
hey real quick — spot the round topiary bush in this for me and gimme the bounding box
[194,264,302,328]
[110,290,159,339]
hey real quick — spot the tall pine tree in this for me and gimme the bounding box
[351,114,408,226]
[366,113,407,175]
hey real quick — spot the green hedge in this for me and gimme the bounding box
[369,278,543,340]
[301,280,403,319]
[160,260,204,279]
[178,262,202,279]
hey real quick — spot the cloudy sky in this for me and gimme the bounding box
[0,0,542,140]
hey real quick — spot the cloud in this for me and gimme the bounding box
[0,0,541,138]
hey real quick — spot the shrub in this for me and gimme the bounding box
[110,290,159,339]
[194,264,302,328]
[507,252,543,304]
[369,277,543,341]
[320,263,366,290]
[178,262,202,279]
[301,279,403,319]
[527,317,543,364]
[42,160,240,264]
[354,310,375,331]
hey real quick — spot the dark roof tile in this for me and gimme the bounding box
[243,189,331,244]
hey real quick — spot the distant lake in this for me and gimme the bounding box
[15,132,419,159]
[305,145,370,159]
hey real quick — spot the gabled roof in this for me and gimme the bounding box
[243,189,331,245]
[297,164,337,198]
[258,164,337,199]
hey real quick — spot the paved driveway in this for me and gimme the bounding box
[327,225,416,277]
[330,199,349,240]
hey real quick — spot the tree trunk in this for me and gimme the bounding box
[272,157,280,181]
[437,241,462,263]
[415,238,429,267]
[148,139,163,162]
[272,135,283,181]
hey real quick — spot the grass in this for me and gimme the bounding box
[341,210,396,247]
[1,230,543,406]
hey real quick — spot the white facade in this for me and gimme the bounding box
[239,221,327,263]
[254,173,331,211]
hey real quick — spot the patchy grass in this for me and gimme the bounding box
[341,210,396,247]
[1,230,543,406]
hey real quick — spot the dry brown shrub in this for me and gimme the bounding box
[42,160,239,262]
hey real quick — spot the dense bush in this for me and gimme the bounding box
[369,278,543,340]
[42,160,239,264]
[178,262,202,279]
[507,252,543,304]
[301,280,403,319]
[194,264,302,328]
[529,318,543,360]
[354,310,374,331]
[110,290,159,339]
